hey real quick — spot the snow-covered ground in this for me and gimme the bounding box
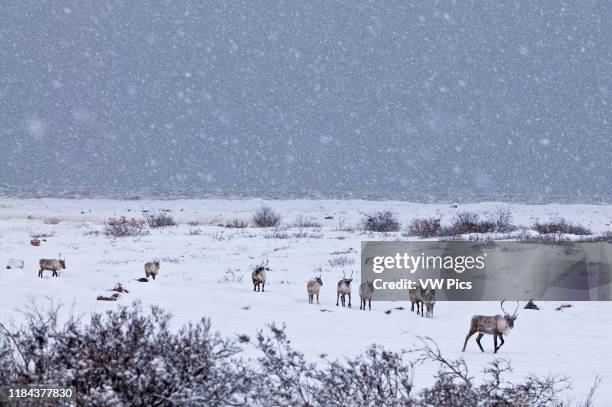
[1,198,611,404]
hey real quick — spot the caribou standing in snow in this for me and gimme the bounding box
[462,300,519,354]
[336,271,353,307]
[144,260,160,280]
[38,255,65,278]
[409,284,436,318]
[307,275,323,304]
[359,280,374,311]
[252,260,269,292]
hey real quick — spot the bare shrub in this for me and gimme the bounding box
[492,207,517,233]
[294,215,321,228]
[252,205,282,227]
[362,210,400,232]
[532,218,592,235]
[143,211,177,228]
[30,231,55,239]
[328,256,355,268]
[446,212,496,235]
[293,230,323,239]
[519,232,570,244]
[333,217,354,232]
[210,231,229,241]
[405,217,441,238]
[263,226,290,239]
[225,218,249,228]
[187,225,202,235]
[104,217,148,237]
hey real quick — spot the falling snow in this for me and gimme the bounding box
[0,2,609,202]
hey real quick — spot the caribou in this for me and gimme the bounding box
[462,300,519,354]
[336,271,353,307]
[38,255,65,278]
[252,260,269,292]
[307,275,323,304]
[359,280,374,311]
[144,260,160,280]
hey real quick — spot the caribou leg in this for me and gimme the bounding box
[475,333,485,352]
[368,298,371,311]
[347,292,351,308]
[495,333,505,353]
[462,329,476,352]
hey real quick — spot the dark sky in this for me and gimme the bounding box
[1,1,610,202]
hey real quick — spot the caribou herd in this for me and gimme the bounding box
[29,254,521,354]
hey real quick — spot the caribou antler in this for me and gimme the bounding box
[501,300,520,316]
[512,300,519,316]
[501,300,508,315]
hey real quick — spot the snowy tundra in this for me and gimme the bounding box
[1,198,611,404]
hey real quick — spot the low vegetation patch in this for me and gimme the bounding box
[328,256,355,268]
[225,218,249,228]
[104,216,148,237]
[532,218,592,235]
[443,212,496,235]
[143,211,177,228]
[362,210,400,232]
[30,231,55,239]
[294,215,321,228]
[405,217,441,238]
[262,226,290,239]
[43,217,62,225]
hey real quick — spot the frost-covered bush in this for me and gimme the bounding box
[252,205,282,227]
[0,301,251,406]
[144,211,177,228]
[363,210,400,232]
[104,216,148,237]
[532,218,592,235]
[0,303,598,407]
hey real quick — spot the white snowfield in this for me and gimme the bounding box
[1,198,611,404]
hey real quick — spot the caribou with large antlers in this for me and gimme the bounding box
[462,300,519,354]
